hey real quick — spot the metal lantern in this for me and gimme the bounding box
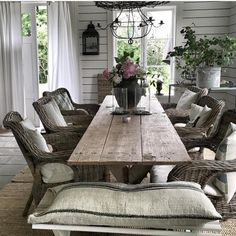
[82,21,99,55]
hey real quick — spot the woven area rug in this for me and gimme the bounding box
[0,167,235,236]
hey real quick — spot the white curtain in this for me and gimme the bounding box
[48,2,80,102]
[0,2,24,126]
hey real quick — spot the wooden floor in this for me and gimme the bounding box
[0,129,26,190]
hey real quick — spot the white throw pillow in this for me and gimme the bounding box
[189,103,204,123]
[176,89,198,110]
[42,99,68,127]
[20,117,35,130]
[195,105,212,127]
[41,163,74,183]
[213,122,236,203]
[20,118,50,152]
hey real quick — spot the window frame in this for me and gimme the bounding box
[112,6,176,96]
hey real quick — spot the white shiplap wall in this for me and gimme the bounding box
[77,1,108,103]
[74,1,236,106]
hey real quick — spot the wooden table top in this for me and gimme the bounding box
[68,95,190,165]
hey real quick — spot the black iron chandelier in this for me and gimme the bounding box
[95,1,169,44]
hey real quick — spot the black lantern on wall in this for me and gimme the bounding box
[82,21,99,55]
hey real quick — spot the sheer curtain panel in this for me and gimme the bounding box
[0,2,25,127]
[48,2,80,102]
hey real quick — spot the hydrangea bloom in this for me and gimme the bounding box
[122,59,138,79]
[102,57,146,86]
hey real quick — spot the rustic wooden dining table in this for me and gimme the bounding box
[68,95,190,166]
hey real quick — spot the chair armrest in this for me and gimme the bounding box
[49,125,87,135]
[161,103,177,110]
[43,132,81,151]
[175,127,208,139]
[63,114,93,126]
[35,149,73,162]
[182,136,220,152]
[61,109,89,116]
[72,104,100,116]
[168,160,236,188]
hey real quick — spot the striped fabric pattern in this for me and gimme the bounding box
[213,122,236,203]
[53,92,74,110]
[28,182,221,228]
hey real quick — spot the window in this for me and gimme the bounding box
[115,7,175,95]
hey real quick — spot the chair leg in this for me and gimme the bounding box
[22,190,33,217]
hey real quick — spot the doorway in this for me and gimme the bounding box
[21,3,48,126]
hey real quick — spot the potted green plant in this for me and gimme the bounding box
[168,26,236,88]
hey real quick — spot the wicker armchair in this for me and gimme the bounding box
[162,86,208,124]
[175,95,225,140]
[168,159,236,219]
[3,111,80,216]
[33,96,92,134]
[183,109,236,157]
[43,87,100,117]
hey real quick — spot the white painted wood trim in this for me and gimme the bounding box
[32,221,221,236]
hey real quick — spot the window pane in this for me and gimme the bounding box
[21,13,31,36]
[117,39,141,62]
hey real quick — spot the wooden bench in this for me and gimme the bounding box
[28,182,222,236]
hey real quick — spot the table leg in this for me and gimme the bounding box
[53,230,70,236]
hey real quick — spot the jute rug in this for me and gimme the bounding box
[0,167,235,236]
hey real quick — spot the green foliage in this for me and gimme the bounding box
[117,40,140,63]
[21,8,48,84]
[36,8,48,84]
[117,39,170,94]
[169,26,236,80]
[21,13,31,36]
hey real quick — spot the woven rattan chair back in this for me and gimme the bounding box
[3,111,52,216]
[97,74,112,104]
[33,96,56,133]
[213,109,236,141]
[43,87,74,106]
[43,87,99,116]
[3,111,42,173]
[187,86,208,102]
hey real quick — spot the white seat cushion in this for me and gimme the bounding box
[28,182,221,228]
[174,123,186,128]
[203,177,223,197]
[42,99,68,127]
[176,89,198,110]
[41,163,74,184]
[212,122,236,203]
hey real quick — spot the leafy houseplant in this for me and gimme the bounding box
[168,26,236,87]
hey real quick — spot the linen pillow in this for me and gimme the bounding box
[54,92,74,110]
[41,163,74,184]
[195,105,212,127]
[28,182,221,228]
[213,122,236,203]
[186,103,204,127]
[176,89,198,110]
[42,99,67,127]
[20,118,50,152]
